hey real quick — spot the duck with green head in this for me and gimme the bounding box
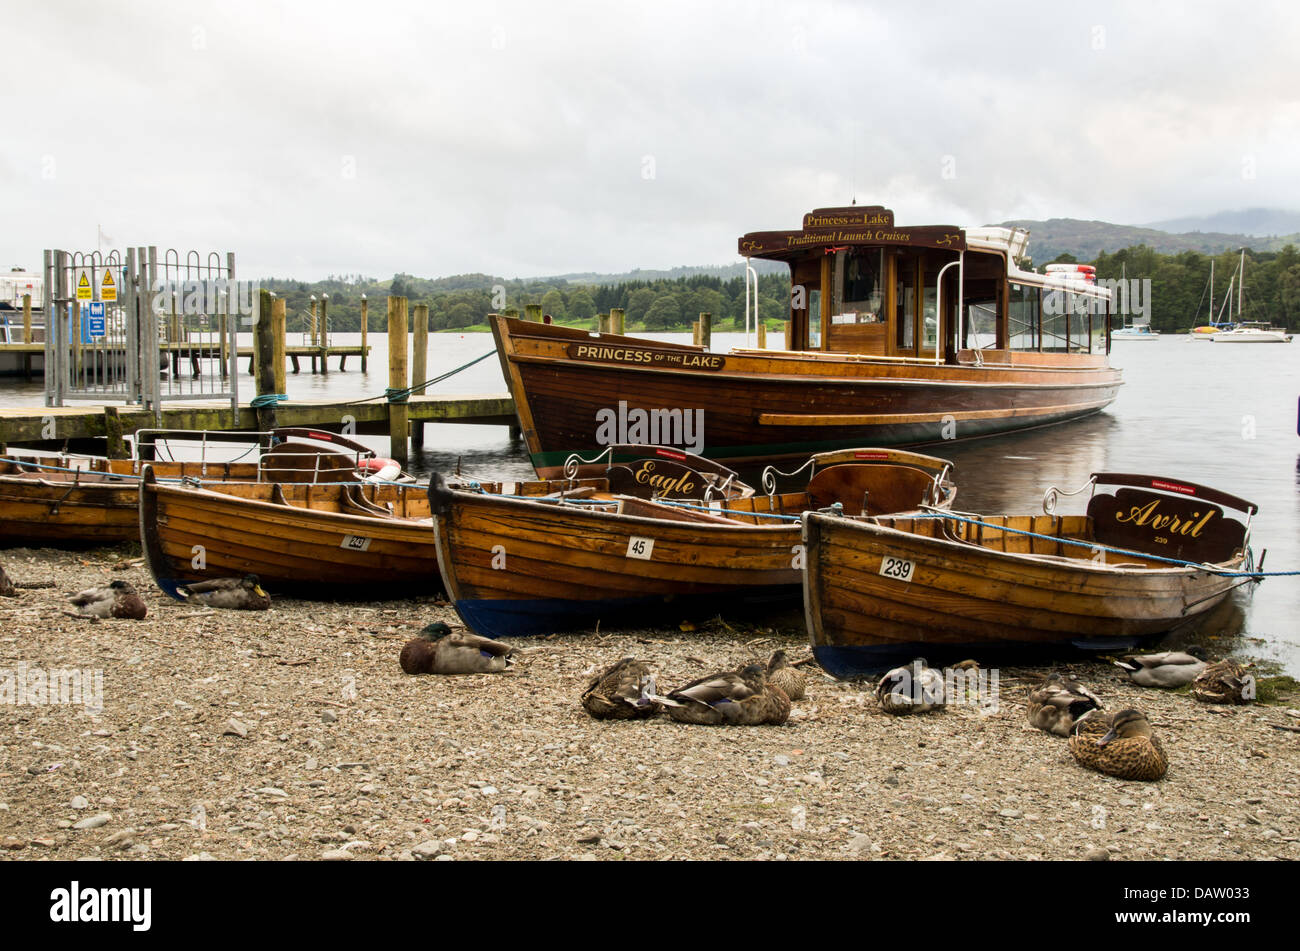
[176,574,271,610]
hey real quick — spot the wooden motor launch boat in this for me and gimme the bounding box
[139,465,439,599]
[801,472,1261,678]
[492,204,1123,478]
[428,444,955,638]
[0,428,401,547]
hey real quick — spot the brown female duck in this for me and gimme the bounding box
[1068,709,1167,781]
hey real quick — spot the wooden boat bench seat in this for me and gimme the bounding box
[808,464,937,516]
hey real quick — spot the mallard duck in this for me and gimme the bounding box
[876,658,945,715]
[765,649,806,701]
[1068,708,1167,781]
[0,563,14,598]
[399,621,515,675]
[67,580,147,619]
[580,657,666,720]
[1191,659,1253,705]
[1113,647,1206,687]
[176,574,271,610]
[665,664,790,726]
[1026,673,1104,736]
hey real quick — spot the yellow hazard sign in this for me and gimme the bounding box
[75,269,93,301]
[101,268,117,302]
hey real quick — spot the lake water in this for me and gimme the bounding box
[4,330,1297,674]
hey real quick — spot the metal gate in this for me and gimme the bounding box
[43,246,241,415]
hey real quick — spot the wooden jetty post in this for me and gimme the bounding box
[21,294,32,378]
[411,303,429,449]
[360,294,369,371]
[103,406,127,460]
[254,290,279,432]
[271,296,287,396]
[611,307,625,335]
[784,321,793,350]
[319,293,329,373]
[699,313,712,350]
[757,318,767,349]
[598,313,610,333]
[387,295,410,466]
[309,296,318,372]
[524,304,542,322]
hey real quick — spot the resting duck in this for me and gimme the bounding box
[581,657,665,720]
[399,621,515,675]
[876,658,945,715]
[0,563,14,598]
[1113,648,1206,687]
[1068,708,1167,781]
[1026,673,1104,737]
[765,649,806,701]
[665,665,790,726]
[176,574,271,610]
[68,580,147,619]
[1191,659,1253,705]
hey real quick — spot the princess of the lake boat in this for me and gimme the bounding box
[492,205,1124,478]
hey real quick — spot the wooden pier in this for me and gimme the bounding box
[2,294,531,465]
[0,392,518,449]
[0,342,371,378]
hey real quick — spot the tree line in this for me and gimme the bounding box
[260,242,1300,337]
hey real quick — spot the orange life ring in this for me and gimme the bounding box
[357,457,402,481]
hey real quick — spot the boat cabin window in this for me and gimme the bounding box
[895,257,915,351]
[1041,288,1069,352]
[1008,282,1040,351]
[965,300,998,349]
[838,248,885,322]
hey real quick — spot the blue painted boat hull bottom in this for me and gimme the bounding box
[812,636,1161,680]
[455,589,801,639]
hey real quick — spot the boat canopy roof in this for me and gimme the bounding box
[738,205,965,262]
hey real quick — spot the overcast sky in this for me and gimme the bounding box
[4,1,1298,280]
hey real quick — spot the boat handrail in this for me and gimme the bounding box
[562,446,613,483]
[1042,476,1097,515]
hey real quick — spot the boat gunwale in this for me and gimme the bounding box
[803,511,1246,578]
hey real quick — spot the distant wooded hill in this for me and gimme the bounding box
[999,217,1300,263]
[258,212,1300,335]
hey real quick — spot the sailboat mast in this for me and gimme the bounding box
[1238,249,1244,320]
[1209,259,1213,322]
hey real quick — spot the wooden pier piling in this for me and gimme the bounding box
[411,303,429,450]
[611,307,625,335]
[319,294,329,374]
[103,406,127,459]
[699,312,712,350]
[524,304,542,323]
[360,295,368,372]
[387,295,409,466]
[757,318,766,349]
[254,290,279,432]
[271,296,287,395]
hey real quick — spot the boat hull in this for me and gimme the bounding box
[801,511,1242,677]
[0,458,262,547]
[140,471,442,598]
[492,317,1123,477]
[429,483,806,638]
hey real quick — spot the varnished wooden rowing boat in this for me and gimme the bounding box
[429,446,955,638]
[802,472,1259,677]
[0,429,389,548]
[139,467,442,598]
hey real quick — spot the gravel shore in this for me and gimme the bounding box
[2,545,1297,862]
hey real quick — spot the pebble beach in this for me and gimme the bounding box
[1,545,1298,862]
